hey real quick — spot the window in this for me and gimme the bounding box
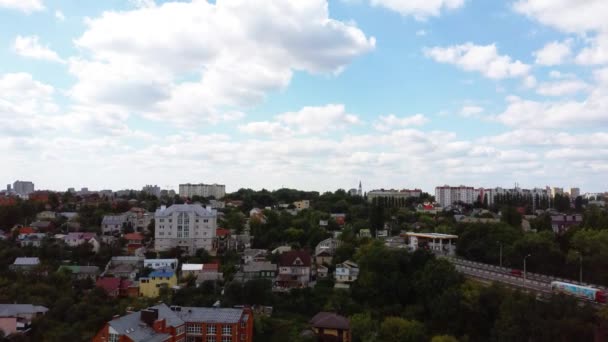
[241,335,246,341]
[187,324,202,334]
[176,325,185,335]
[222,337,231,342]
[207,325,216,335]
[159,219,164,222]
[222,325,232,336]
[207,337,216,342]
[241,320,246,328]
[204,219,209,223]
[108,333,119,342]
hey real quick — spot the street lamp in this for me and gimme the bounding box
[523,254,531,281]
[497,241,503,268]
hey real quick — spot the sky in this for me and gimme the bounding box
[0,0,607,194]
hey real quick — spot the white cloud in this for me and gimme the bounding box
[459,105,484,117]
[374,114,428,131]
[238,121,292,137]
[424,43,531,79]
[536,79,589,96]
[370,0,465,21]
[513,0,608,34]
[12,35,64,63]
[576,34,608,65]
[533,40,571,65]
[55,10,65,21]
[277,104,360,134]
[416,30,427,36]
[70,0,375,125]
[0,0,43,13]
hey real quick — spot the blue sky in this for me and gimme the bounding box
[1,0,607,193]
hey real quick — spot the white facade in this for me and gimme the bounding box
[367,189,422,202]
[154,204,217,256]
[335,260,359,286]
[178,183,226,199]
[293,200,310,210]
[435,185,475,207]
[570,188,580,198]
[144,258,178,271]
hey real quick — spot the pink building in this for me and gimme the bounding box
[0,304,48,335]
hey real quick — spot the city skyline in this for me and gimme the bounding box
[1,1,607,193]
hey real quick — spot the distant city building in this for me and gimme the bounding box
[142,184,161,198]
[154,204,217,256]
[348,181,363,196]
[13,180,34,196]
[552,187,564,197]
[367,188,422,202]
[293,200,310,210]
[551,214,583,234]
[435,185,475,207]
[179,183,226,199]
[570,187,581,198]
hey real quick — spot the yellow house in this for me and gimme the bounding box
[139,269,177,298]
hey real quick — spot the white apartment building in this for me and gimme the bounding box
[154,204,217,256]
[481,187,550,207]
[178,183,226,199]
[13,181,34,196]
[435,185,476,207]
[551,187,564,197]
[367,189,422,202]
[570,188,580,198]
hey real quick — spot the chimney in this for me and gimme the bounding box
[140,308,159,327]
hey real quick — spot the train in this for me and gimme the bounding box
[551,281,606,303]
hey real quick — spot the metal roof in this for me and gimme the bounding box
[175,307,244,324]
[0,304,48,317]
[13,257,40,265]
[405,232,458,239]
[154,204,217,218]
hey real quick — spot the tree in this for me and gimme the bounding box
[378,317,426,342]
[431,336,458,342]
[500,206,522,227]
[351,312,378,342]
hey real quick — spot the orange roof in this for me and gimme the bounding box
[19,227,36,235]
[202,263,220,272]
[124,232,144,241]
[216,228,230,237]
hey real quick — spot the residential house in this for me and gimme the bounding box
[124,207,154,233]
[358,229,371,238]
[275,250,312,290]
[195,263,224,285]
[103,256,144,280]
[310,312,351,342]
[10,257,40,272]
[58,212,78,221]
[181,263,204,279]
[214,228,238,255]
[139,270,178,298]
[234,261,277,283]
[124,232,145,255]
[551,214,583,234]
[271,245,291,255]
[0,304,48,336]
[63,232,100,253]
[101,215,126,235]
[92,304,254,342]
[315,238,340,265]
[335,260,359,289]
[17,233,46,247]
[36,211,56,220]
[317,265,329,279]
[144,258,179,271]
[242,249,267,264]
[154,204,217,256]
[96,277,138,298]
[58,265,100,280]
[293,200,310,210]
[330,214,346,226]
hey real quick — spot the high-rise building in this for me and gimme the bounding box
[154,204,217,255]
[13,181,34,196]
[435,185,476,207]
[179,183,226,199]
[551,187,564,197]
[570,187,581,198]
[142,184,161,198]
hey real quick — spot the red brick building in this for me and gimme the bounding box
[92,303,254,342]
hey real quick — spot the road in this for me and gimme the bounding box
[442,256,607,304]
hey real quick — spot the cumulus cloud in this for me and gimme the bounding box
[536,79,590,96]
[370,0,465,20]
[533,40,572,65]
[374,114,428,131]
[55,10,65,21]
[12,35,64,63]
[423,43,531,79]
[0,0,43,13]
[70,0,375,125]
[459,105,484,117]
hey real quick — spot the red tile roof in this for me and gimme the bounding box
[18,227,36,235]
[202,263,220,272]
[124,233,144,241]
[96,277,121,293]
[216,228,230,237]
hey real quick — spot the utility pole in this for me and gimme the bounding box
[524,254,531,281]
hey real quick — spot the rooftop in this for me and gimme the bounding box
[13,257,40,265]
[0,304,48,317]
[155,204,217,218]
[172,306,244,324]
[405,232,458,239]
[310,312,350,330]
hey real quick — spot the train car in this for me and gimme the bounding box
[551,281,607,303]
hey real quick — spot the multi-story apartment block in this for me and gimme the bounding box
[179,183,226,199]
[142,184,161,198]
[551,187,564,197]
[154,204,217,256]
[367,189,422,203]
[435,185,476,207]
[92,304,254,342]
[12,181,34,197]
[570,187,581,198]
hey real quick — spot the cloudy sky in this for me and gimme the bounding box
[1,0,607,193]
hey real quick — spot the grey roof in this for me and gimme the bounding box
[155,204,217,218]
[175,307,244,324]
[58,265,100,274]
[108,304,183,342]
[243,261,277,273]
[243,249,267,257]
[0,304,48,317]
[13,257,40,265]
[102,215,126,225]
